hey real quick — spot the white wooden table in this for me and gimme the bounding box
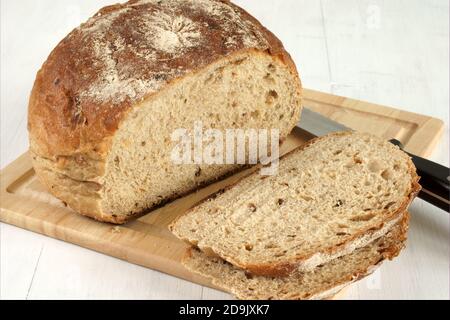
[1,0,449,300]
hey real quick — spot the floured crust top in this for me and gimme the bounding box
[28,0,297,159]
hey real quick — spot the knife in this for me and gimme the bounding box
[298,108,450,212]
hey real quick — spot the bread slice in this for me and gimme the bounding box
[28,0,302,224]
[183,212,409,300]
[170,132,420,276]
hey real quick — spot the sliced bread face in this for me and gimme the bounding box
[170,132,420,276]
[183,212,409,300]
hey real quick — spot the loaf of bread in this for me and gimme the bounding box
[183,212,409,300]
[28,0,302,223]
[170,132,420,276]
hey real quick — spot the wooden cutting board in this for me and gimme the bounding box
[0,88,444,297]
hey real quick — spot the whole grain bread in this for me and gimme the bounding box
[183,212,409,300]
[28,0,302,223]
[170,132,420,276]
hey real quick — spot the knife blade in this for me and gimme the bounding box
[297,108,450,213]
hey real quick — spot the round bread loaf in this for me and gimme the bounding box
[28,0,303,223]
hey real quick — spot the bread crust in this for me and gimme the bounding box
[170,131,421,276]
[28,0,302,222]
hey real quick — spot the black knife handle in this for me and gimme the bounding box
[390,139,450,212]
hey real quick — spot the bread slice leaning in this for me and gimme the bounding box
[183,212,409,300]
[170,132,420,276]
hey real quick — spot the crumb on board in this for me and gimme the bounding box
[112,226,122,234]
